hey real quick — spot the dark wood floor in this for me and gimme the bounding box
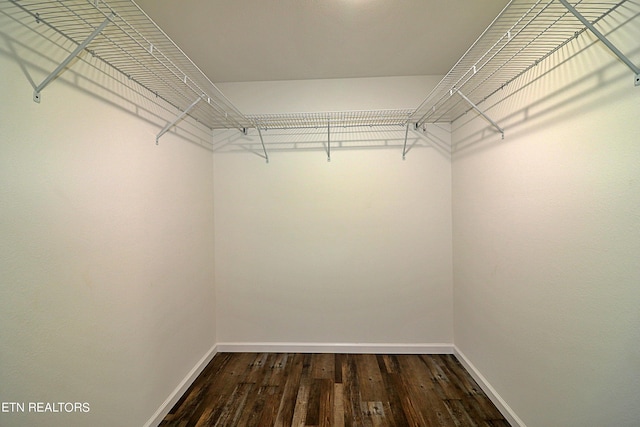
[159,353,510,427]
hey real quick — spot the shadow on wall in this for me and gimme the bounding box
[0,8,213,151]
[451,5,640,158]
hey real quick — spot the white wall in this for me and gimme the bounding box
[0,16,216,427]
[451,21,640,427]
[213,77,453,348]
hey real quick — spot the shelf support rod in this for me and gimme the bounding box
[456,90,504,139]
[33,13,114,103]
[156,97,202,144]
[257,127,269,163]
[402,121,410,160]
[327,120,331,162]
[559,0,640,86]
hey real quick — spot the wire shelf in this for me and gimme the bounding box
[248,110,414,131]
[3,0,637,139]
[5,0,252,131]
[411,0,637,126]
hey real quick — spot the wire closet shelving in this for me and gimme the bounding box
[4,0,252,136]
[411,0,640,138]
[3,0,639,147]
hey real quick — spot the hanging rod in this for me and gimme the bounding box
[6,0,252,132]
[411,0,638,128]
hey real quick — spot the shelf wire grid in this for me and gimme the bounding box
[411,0,635,126]
[5,0,252,130]
[4,0,637,134]
[248,109,414,131]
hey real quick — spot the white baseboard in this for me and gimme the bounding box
[216,342,454,354]
[454,346,527,427]
[143,344,218,427]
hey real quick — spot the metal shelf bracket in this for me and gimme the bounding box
[457,90,504,139]
[156,97,202,144]
[559,0,640,87]
[326,121,331,162]
[257,127,269,163]
[402,121,410,160]
[33,13,114,103]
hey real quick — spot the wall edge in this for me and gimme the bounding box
[143,344,218,427]
[454,346,527,427]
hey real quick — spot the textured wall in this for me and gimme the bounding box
[0,17,216,427]
[451,22,640,427]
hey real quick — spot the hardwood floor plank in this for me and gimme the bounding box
[334,354,345,384]
[398,355,454,426]
[274,353,304,427]
[267,353,290,387]
[361,401,386,427]
[311,353,335,380]
[444,398,479,427]
[333,383,345,427]
[210,382,254,427]
[386,367,428,427]
[342,355,366,427]
[305,378,322,425]
[356,354,387,402]
[290,377,311,427]
[420,355,462,401]
[160,353,512,427]
[377,357,405,427]
[318,378,334,427]
[251,386,281,427]
[380,354,400,375]
[437,355,483,396]
[201,353,257,426]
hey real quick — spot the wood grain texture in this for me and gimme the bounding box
[159,353,511,427]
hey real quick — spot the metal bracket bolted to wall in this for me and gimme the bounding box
[326,120,331,162]
[33,13,114,103]
[156,97,202,144]
[456,90,504,139]
[256,127,269,163]
[559,0,640,87]
[402,121,410,160]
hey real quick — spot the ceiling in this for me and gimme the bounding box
[134,0,510,83]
